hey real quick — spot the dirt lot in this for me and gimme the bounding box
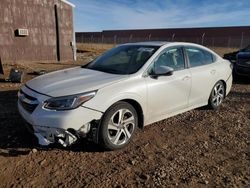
[0,47,249,187]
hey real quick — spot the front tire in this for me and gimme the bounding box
[208,81,225,110]
[99,102,138,150]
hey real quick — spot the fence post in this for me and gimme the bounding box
[172,33,175,41]
[102,35,104,49]
[91,35,93,49]
[148,34,151,41]
[114,35,117,45]
[201,33,205,45]
[227,37,231,48]
[240,32,244,48]
[129,34,133,42]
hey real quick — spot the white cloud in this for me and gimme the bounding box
[72,0,250,31]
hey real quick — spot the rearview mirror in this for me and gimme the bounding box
[150,65,174,78]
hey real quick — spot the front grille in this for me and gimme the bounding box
[19,90,37,100]
[19,100,38,113]
[19,90,39,113]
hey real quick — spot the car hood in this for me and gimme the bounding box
[26,67,129,97]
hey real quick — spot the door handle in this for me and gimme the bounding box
[182,76,191,81]
[210,70,216,75]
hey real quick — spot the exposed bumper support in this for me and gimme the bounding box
[33,126,78,147]
[34,133,51,146]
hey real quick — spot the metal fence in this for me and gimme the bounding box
[76,34,250,49]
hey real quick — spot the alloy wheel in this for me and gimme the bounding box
[107,109,135,146]
[212,82,225,107]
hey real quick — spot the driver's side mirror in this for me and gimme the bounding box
[150,64,174,78]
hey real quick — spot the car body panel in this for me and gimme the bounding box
[235,52,250,76]
[144,69,191,120]
[18,86,103,130]
[188,63,218,106]
[83,75,147,116]
[223,45,250,76]
[26,67,129,97]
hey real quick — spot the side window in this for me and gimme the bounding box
[154,47,185,71]
[186,47,215,67]
[203,50,215,65]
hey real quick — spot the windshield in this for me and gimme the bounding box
[84,45,159,74]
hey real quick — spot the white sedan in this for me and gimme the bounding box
[18,42,233,150]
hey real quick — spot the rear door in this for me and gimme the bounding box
[184,46,218,107]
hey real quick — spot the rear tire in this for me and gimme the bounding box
[99,102,138,150]
[208,81,225,110]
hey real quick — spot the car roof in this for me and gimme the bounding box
[122,41,206,47]
[120,41,221,58]
[123,41,170,46]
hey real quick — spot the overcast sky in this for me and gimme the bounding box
[69,0,250,32]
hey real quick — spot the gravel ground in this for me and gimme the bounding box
[0,62,249,187]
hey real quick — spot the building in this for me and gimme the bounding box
[0,0,76,62]
[76,26,250,48]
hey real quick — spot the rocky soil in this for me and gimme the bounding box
[0,61,249,187]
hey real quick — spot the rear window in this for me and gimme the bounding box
[185,47,215,67]
[203,50,215,65]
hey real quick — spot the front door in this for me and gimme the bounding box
[145,47,191,122]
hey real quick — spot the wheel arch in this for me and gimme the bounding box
[93,92,146,129]
[207,79,227,110]
[99,98,144,129]
[117,99,144,129]
[210,79,227,99]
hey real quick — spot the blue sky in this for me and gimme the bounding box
[69,0,250,32]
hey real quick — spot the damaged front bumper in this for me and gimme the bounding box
[20,107,102,147]
[33,126,78,147]
[18,85,103,147]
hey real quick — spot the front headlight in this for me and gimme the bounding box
[44,91,97,110]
